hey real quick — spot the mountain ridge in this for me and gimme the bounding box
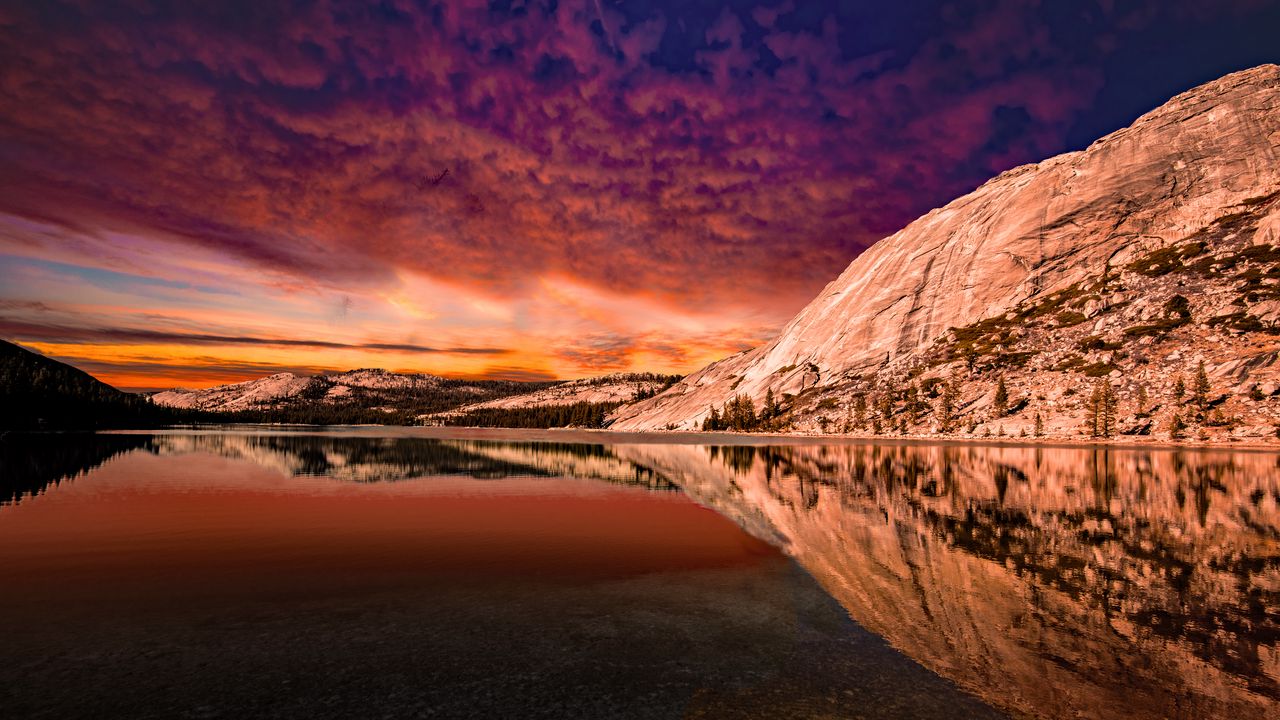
[150,368,678,426]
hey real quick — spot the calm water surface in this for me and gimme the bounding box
[1,429,1277,719]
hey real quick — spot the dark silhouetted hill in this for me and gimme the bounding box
[0,339,169,429]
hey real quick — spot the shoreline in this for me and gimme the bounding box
[86,423,1280,453]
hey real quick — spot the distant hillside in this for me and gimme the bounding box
[152,369,682,428]
[432,373,681,428]
[445,373,681,413]
[0,339,167,429]
[150,368,559,425]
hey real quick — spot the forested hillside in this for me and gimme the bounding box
[0,340,173,429]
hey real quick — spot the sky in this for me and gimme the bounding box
[1,1,1278,390]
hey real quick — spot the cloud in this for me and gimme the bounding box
[0,0,1130,308]
[0,319,511,355]
[555,332,637,370]
[467,365,560,383]
[1,0,1274,386]
[46,355,335,390]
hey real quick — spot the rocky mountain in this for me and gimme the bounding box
[427,373,678,419]
[150,369,679,427]
[611,64,1280,441]
[151,369,451,413]
[417,373,678,429]
[150,368,551,422]
[151,373,316,412]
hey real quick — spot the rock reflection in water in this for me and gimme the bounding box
[1,433,675,503]
[148,433,676,489]
[6,432,1277,718]
[612,442,1280,720]
[0,432,1008,720]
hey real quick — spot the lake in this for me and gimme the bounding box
[1,428,1276,719]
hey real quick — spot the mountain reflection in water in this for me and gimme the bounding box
[2,432,1277,719]
[612,442,1280,720]
[1,433,675,505]
[0,432,1003,720]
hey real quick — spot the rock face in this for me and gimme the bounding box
[437,373,677,416]
[151,372,316,412]
[611,65,1280,434]
[149,368,533,415]
[149,369,450,412]
[149,369,670,422]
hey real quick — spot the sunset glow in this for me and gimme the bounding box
[1,1,1276,388]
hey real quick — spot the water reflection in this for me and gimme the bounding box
[0,433,152,505]
[0,433,675,504]
[612,443,1280,719]
[4,432,1277,718]
[151,433,677,489]
[0,432,1003,720]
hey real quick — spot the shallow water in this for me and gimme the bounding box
[1,429,1277,719]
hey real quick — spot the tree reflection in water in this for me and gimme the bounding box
[6,432,1276,719]
[614,442,1280,720]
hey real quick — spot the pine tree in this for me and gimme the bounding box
[1084,379,1117,437]
[1135,384,1149,417]
[1102,381,1117,437]
[993,375,1009,417]
[1034,412,1044,437]
[1173,375,1186,404]
[702,406,722,431]
[904,383,921,424]
[1085,383,1101,436]
[876,392,894,425]
[1193,360,1211,412]
[763,388,782,423]
[853,394,867,429]
[938,380,956,432]
[725,393,758,431]
[1168,412,1187,439]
